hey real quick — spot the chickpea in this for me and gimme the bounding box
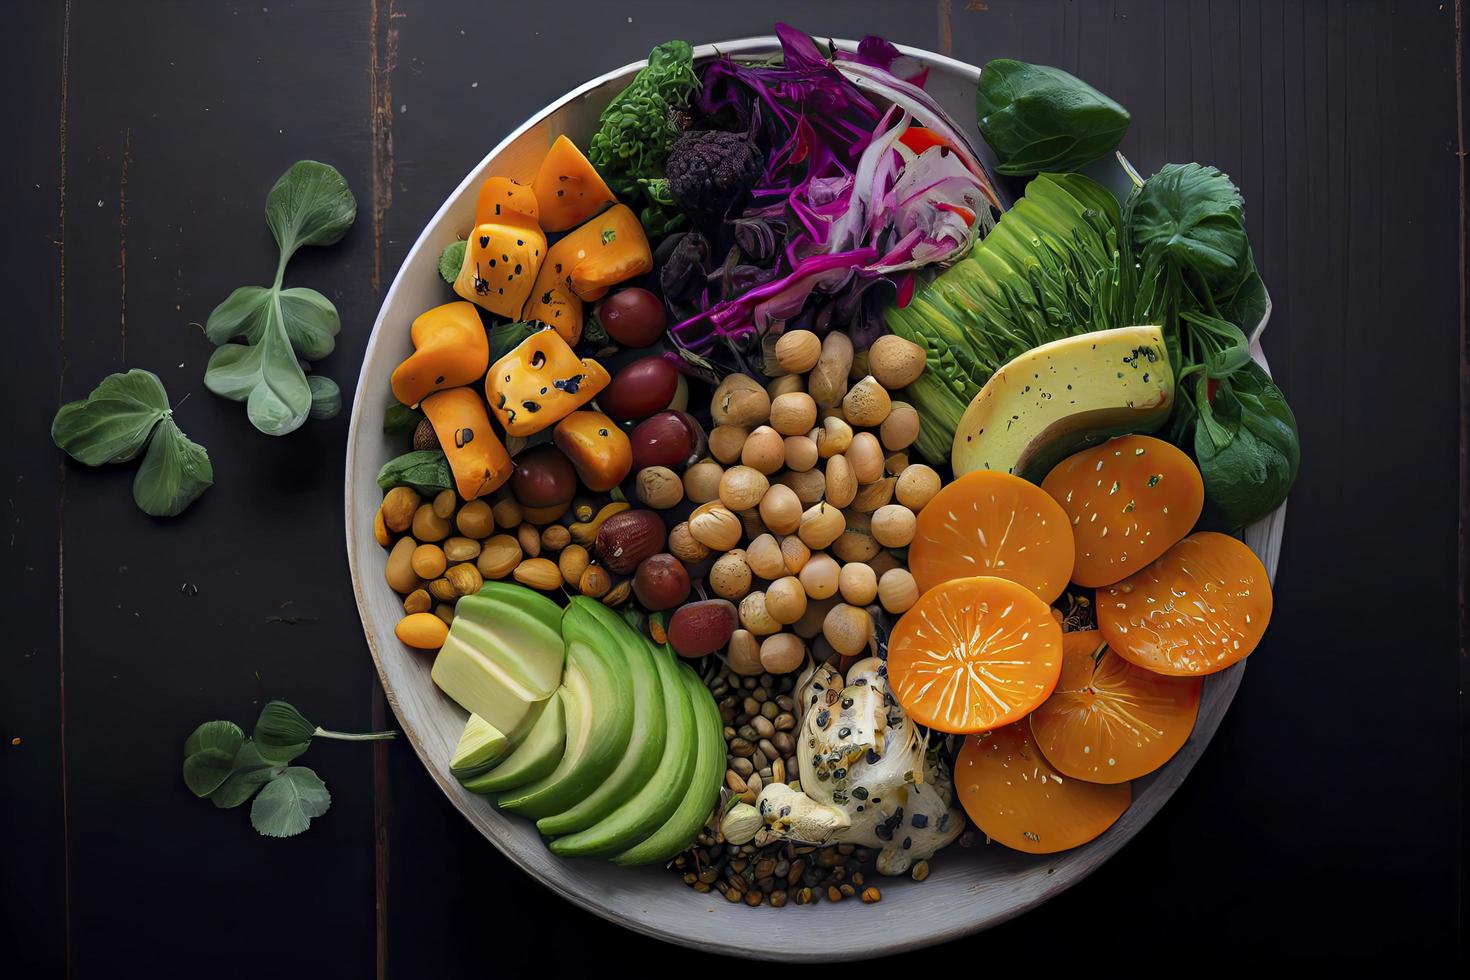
[871,504,917,548]
[412,503,451,542]
[710,551,753,599]
[683,460,725,504]
[838,562,878,606]
[411,543,448,580]
[895,464,942,512]
[455,498,494,538]
[823,603,873,657]
[798,552,840,600]
[765,576,808,625]
[759,632,806,674]
[878,568,919,613]
[741,426,786,475]
[769,392,818,437]
[783,435,819,473]
[759,483,803,536]
[709,425,750,464]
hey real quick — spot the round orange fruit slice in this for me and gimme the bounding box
[1040,435,1205,588]
[1029,629,1202,783]
[908,469,1075,604]
[1097,531,1272,676]
[887,576,1063,734]
[955,722,1131,854]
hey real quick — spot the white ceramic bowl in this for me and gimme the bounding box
[344,38,1286,960]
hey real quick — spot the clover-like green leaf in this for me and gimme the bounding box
[249,766,332,838]
[51,369,171,466]
[266,160,357,262]
[132,417,213,517]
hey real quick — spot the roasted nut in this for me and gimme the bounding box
[824,454,857,509]
[798,552,840,600]
[411,543,448,580]
[601,579,632,607]
[783,435,818,473]
[385,537,421,595]
[759,633,806,674]
[445,562,484,597]
[878,568,919,613]
[774,329,822,373]
[432,489,457,520]
[443,536,481,564]
[541,524,571,552]
[411,417,439,452]
[808,331,853,408]
[823,603,873,657]
[896,464,942,512]
[428,577,459,602]
[403,588,431,615]
[517,522,542,558]
[633,554,691,610]
[765,576,808,625]
[766,372,805,399]
[798,502,846,550]
[871,504,917,548]
[852,477,896,514]
[689,502,742,551]
[868,335,927,389]
[831,511,880,563]
[719,465,770,512]
[740,425,786,475]
[742,534,784,580]
[595,509,668,574]
[578,564,612,598]
[845,432,885,484]
[636,465,685,509]
[776,468,826,506]
[667,599,739,658]
[412,503,451,542]
[814,416,853,459]
[558,543,591,586]
[711,374,771,428]
[739,591,782,636]
[682,460,725,503]
[455,498,494,538]
[842,375,892,427]
[880,401,920,451]
[758,484,802,536]
[839,563,878,606]
[433,603,456,627]
[769,392,818,437]
[780,535,811,575]
[708,425,749,464]
[885,452,910,477]
[667,522,710,564]
[709,550,753,599]
[476,534,522,579]
[396,612,449,650]
[513,558,563,591]
[373,507,392,547]
[381,487,420,533]
[492,498,523,530]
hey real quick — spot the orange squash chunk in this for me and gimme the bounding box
[474,175,539,226]
[532,135,618,232]
[1029,629,1201,783]
[887,576,1063,734]
[955,722,1131,854]
[1098,531,1272,676]
[420,388,512,500]
[1041,435,1204,588]
[390,301,489,408]
[908,469,1075,604]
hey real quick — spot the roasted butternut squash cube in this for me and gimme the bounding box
[475,175,539,226]
[523,260,584,345]
[421,387,513,500]
[540,204,653,306]
[484,326,611,437]
[532,135,618,233]
[454,214,547,319]
[390,301,490,408]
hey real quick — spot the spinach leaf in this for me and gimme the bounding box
[203,161,354,436]
[486,321,538,365]
[51,369,170,465]
[132,418,214,518]
[52,370,212,517]
[976,59,1131,175]
[376,450,454,495]
[383,403,423,436]
[1192,363,1300,529]
[250,767,332,838]
[1129,163,1250,292]
[439,239,466,285]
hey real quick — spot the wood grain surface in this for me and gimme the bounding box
[1,1,1463,976]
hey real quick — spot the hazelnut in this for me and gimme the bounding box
[777,468,826,506]
[814,416,853,459]
[783,435,819,473]
[798,552,841,600]
[842,376,892,427]
[878,568,919,613]
[741,426,786,475]
[764,576,808,625]
[896,463,942,512]
[838,563,878,606]
[719,465,770,512]
[880,401,920,451]
[769,392,818,437]
[823,603,873,657]
[636,465,685,509]
[739,591,782,636]
[779,535,811,575]
[682,460,725,503]
[871,504,917,548]
[845,432,885,484]
[711,374,770,428]
[668,522,710,564]
[709,550,753,599]
[798,502,846,551]
[774,329,821,373]
[852,477,896,514]
[832,511,880,563]
[708,425,749,464]
[758,483,802,536]
[744,533,787,580]
[824,454,857,509]
[759,632,806,674]
[868,335,927,389]
[726,629,763,676]
[688,502,742,551]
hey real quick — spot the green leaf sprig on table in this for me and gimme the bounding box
[202,160,356,437]
[182,700,395,838]
[51,369,213,517]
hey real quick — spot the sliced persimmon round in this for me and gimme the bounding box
[1029,629,1202,783]
[1040,435,1205,588]
[1098,531,1272,676]
[955,722,1131,854]
[887,576,1063,734]
[908,469,1075,604]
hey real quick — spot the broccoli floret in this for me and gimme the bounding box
[665,129,764,221]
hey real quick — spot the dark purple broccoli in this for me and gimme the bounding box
[665,129,764,221]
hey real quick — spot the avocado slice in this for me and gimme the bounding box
[494,604,633,819]
[951,325,1174,481]
[549,633,696,857]
[448,713,510,780]
[536,601,667,836]
[430,584,565,741]
[459,690,566,795]
[613,663,726,866]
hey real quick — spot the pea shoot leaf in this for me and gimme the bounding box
[132,418,214,518]
[51,369,171,466]
[249,767,332,838]
[266,160,357,261]
[253,701,316,764]
[306,375,341,421]
[182,721,245,798]
[210,742,286,810]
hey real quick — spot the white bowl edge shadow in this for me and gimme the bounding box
[343,37,1286,961]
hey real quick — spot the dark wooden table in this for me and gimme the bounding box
[3,1,1464,974]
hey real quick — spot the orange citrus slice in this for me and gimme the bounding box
[955,722,1131,854]
[1029,629,1201,783]
[1098,531,1272,676]
[1040,435,1205,588]
[887,576,1063,734]
[908,469,1075,604]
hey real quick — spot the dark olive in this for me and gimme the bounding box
[599,288,667,348]
[597,355,680,422]
[633,554,691,611]
[509,445,577,508]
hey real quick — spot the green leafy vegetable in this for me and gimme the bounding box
[376,450,453,495]
[1191,362,1300,529]
[1128,163,1249,292]
[383,402,423,437]
[485,320,539,365]
[588,40,698,229]
[182,701,394,838]
[203,161,355,436]
[52,369,213,517]
[439,239,467,285]
[976,59,1131,175]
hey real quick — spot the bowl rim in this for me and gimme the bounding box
[344,36,1285,960]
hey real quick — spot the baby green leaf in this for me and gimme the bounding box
[184,720,246,761]
[132,418,213,517]
[210,742,286,809]
[1129,163,1250,292]
[439,239,466,284]
[276,287,341,360]
[182,721,245,797]
[266,161,358,263]
[253,700,317,763]
[976,59,1131,175]
[307,376,341,421]
[208,287,339,362]
[204,328,314,436]
[51,369,171,466]
[376,450,454,495]
[250,767,332,838]
[383,403,423,436]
